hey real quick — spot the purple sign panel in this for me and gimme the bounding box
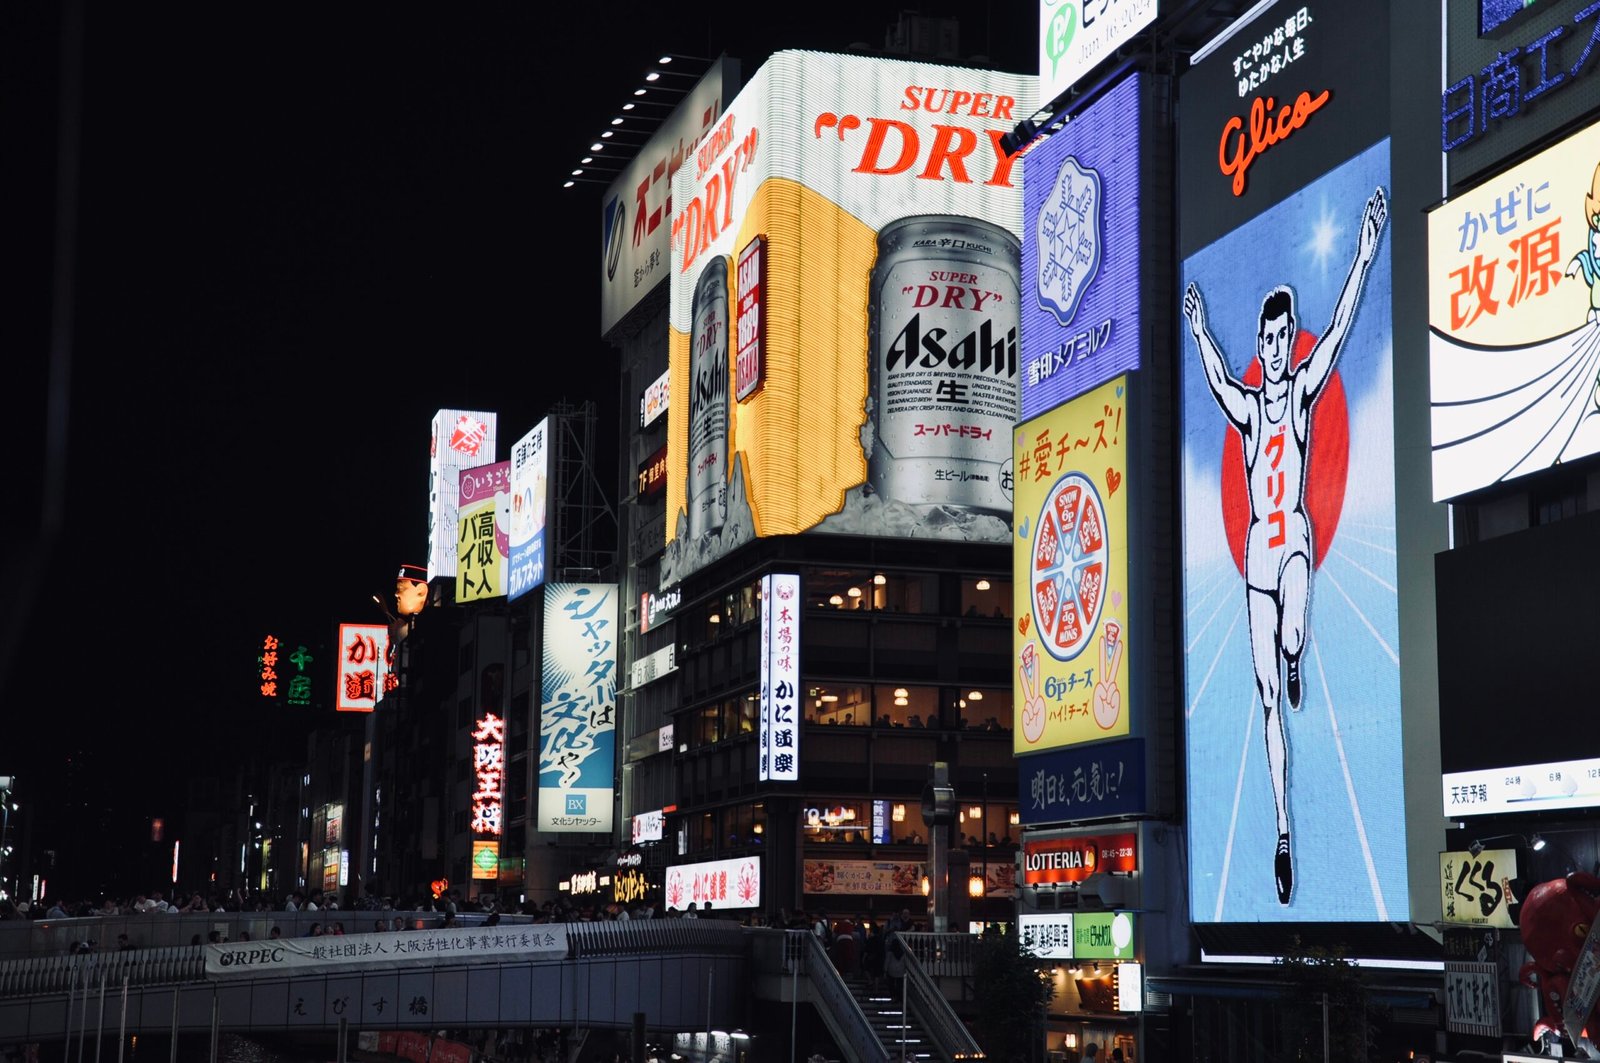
[1018,736,1146,827]
[1020,73,1145,419]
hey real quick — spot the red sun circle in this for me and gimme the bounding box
[1218,329,1349,576]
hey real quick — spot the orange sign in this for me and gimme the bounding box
[1218,89,1331,197]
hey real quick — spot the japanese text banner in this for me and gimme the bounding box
[1013,376,1130,753]
[207,926,568,977]
[538,583,618,833]
[456,461,509,603]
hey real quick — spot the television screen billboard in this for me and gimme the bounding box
[1180,140,1403,922]
[662,51,1037,583]
[1428,119,1600,500]
[508,421,549,600]
[1021,73,1145,418]
[538,583,617,833]
[1013,377,1130,754]
[427,410,497,581]
[1038,0,1158,105]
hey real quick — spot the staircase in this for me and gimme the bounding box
[841,972,938,1062]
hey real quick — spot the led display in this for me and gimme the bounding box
[508,420,549,600]
[538,584,618,833]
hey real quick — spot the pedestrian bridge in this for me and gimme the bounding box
[0,914,983,1062]
[0,915,747,1048]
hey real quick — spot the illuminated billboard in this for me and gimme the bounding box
[456,461,510,603]
[662,52,1037,583]
[1022,831,1137,885]
[1429,119,1600,500]
[759,573,800,781]
[1038,0,1157,106]
[1439,847,1517,927]
[471,712,505,840]
[1013,376,1130,754]
[1181,140,1403,921]
[538,583,617,833]
[664,855,761,911]
[427,410,497,581]
[601,60,736,335]
[335,623,388,713]
[508,420,549,600]
[640,370,670,428]
[1021,73,1145,418]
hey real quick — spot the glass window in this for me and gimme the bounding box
[801,799,873,844]
[954,687,1013,733]
[807,684,871,726]
[956,803,1018,848]
[879,571,938,614]
[870,683,939,728]
[807,568,875,611]
[882,800,931,845]
[959,577,1011,618]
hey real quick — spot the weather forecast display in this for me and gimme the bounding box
[1181,139,1407,923]
[1013,377,1130,754]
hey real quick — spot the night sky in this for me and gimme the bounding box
[4,2,1033,892]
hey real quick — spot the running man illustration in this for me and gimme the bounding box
[1182,186,1387,905]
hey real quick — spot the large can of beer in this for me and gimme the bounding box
[687,255,731,541]
[867,215,1020,515]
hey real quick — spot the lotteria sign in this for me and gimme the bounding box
[1022,832,1138,885]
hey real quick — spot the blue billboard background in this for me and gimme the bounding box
[1020,73,1143,419]
[1181,140,1405,922]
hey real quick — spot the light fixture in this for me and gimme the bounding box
[975,579,991,591]
[874,574,887,585]
[611,117,624,126]
[968,690,984,701]
[969,806,983,820]
[968,873,985,898]
[1469,840,1484,857]
[581,157,593,164]
[622,103,635,111]
[820,694,839,703]
[920,876,931,896]
[891,804,906,822]
[894,687,909,698]
[829,594,844,606]
[708,613,721,623]
[562,181,575,189]
[1009,811,1020,826]
[601,131,614,139]
[894,696,909,707]
[1533,834,1548,851]
[571,169,584,176]
[646,71,661,82]
[847,586,862,598]
[633,88,647,96]
[752,823,764,835]
[590,143,604,151]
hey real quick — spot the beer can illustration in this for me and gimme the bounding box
[867,215,1020,515]
[687,255,731,542]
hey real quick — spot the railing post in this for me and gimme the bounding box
[116,974,129,1063]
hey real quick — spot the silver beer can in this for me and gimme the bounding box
[687,255,731,541]
[867,215,1020,515]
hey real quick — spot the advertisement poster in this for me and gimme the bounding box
[1013,376,1130,754]
[663,52,1037,583]
[1021,74,1145,419]
[1181,139,1404,921]
[427,410,497,582]
[538,584,617,833]
[508,420,548,600]
[1429,119,1600,500]
[1038,0,1158,104]
[802,860,925,896]
[456,461,510,603]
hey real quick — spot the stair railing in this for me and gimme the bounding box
[890,934,986,1063]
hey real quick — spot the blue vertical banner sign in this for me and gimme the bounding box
[538,584,618,833]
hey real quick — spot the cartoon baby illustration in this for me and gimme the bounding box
[1565,162,1600,326]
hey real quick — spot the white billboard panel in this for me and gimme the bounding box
[538,584,618,833]
[508,420,549,600]
[664,855,761,911]
[427,409,497,581]
[335,623,388,713]
[759,573,800,781]
[1039,0,1158,104]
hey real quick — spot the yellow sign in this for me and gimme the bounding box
[1013,377,1130,753]
[456,462,509,603]
[471,840,500,881]
[1439,848,1517,928]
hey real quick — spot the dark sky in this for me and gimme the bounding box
[4,2,1034,869]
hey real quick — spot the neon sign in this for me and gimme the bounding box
[1217,89,1332,197]
[471,713,505,836]
[1443,4,1600,152]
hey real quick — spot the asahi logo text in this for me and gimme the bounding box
[691,321,727,417]
[885,316,1018,378]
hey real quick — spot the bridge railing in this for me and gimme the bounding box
[0,945,205,998]
[891,934,985,1062]
[749,929,887,1063]
[0,910,524,960]
[895,932,976,979]
[566,918,747,957]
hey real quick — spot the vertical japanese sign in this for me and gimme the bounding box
[1429,120,1600,500]
[456,460,510,603]
[759,573,801,781]
[735,235,766,400]
[258,635,282,701]
[508,420,549,600]
[1021,73,1145,418]
[471,712,505,879]
[335,623,388,713]
[1440,848,1517,927]
[538,584,617,833]
[1013,376,1130,753]
[427,409,497,582]
[1444,961,1501,1038]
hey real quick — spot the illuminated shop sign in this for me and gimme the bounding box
[258,635,315,706]
[613,868,653,904]
[629,643,677,689]
[735,235,767,400]
[640,586,682,633]
[471,712,505,837]
[632,809,665,843]
[568,870,602,896]
[1022,832,1137,885]
[759,573,801,782]
[471,840,499,881]
[664,855,761,911]
[1074,911,1137,960]
[637,444,669,502]
[1039,0,1158,103]
[427,409,497,581]
[1020,912,1074,958]
[508,420,549,600]
[538,584,617,833]
[457,461,510,603]
[640,369,671,428]
[802,860,925,896]
[335,624,388,713]
[1439,848,1517,927]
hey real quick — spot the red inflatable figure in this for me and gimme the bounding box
[1519,871,1600,1047]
